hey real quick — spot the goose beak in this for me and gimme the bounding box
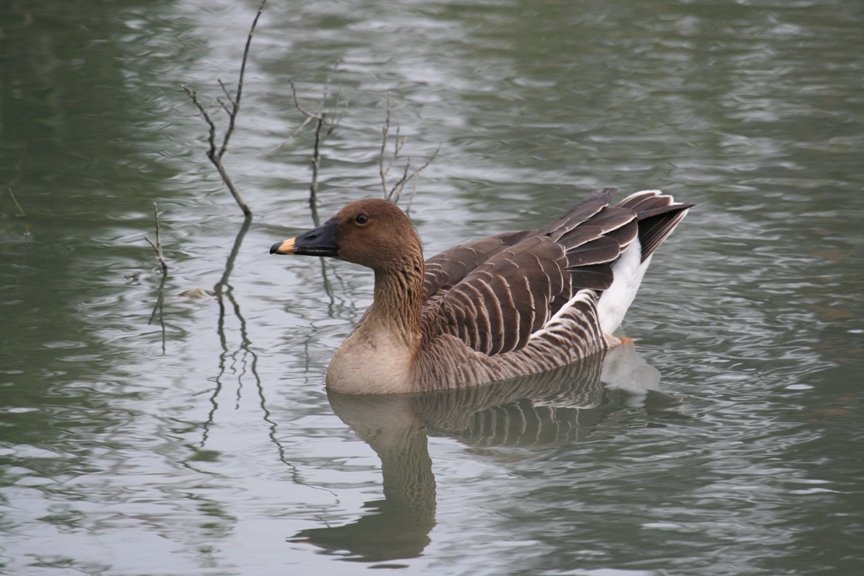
[270,218,339,257]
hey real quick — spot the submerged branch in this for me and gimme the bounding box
[144,202,168,275]
[144,202,168,354]
[147,274,167,355]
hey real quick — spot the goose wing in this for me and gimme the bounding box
[423,230,530,302]
[422,189,643,356]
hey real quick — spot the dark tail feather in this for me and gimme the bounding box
[536,188,617,240]
[616,191,692,262]
[635,203,693,262]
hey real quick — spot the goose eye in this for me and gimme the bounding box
[355,214,369,225]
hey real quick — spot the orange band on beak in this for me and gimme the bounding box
[271,238,297,254]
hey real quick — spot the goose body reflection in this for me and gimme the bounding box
[271,188,690,394]
[292,342,679,562]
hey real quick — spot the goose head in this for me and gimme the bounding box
[270,198,422,273]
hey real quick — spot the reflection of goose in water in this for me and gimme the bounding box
[291,343,680,562]
[271,189,690,394]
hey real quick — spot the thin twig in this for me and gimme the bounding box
[221,0,267,160]
[7,188,30,238]
[379,93,391,196]
[390,144,440,204]
[379,93,439,203]
[289,75,342,226]
[182,85,218,153]
[379,94,408,197]
[8,188,25,217]
[289,80,317,118]
[144,202,168,275]
[310,114,325,225]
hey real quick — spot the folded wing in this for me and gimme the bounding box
[422,189,690,356]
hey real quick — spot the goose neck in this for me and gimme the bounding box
[364,260,424,346]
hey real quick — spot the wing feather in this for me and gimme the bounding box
[421,188,689,357]
[423,231,531,300]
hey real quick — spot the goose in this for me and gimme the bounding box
[270,188,691,394]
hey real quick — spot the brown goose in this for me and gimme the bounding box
[271,188,691,394]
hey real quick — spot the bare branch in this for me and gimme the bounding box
[217,79,236,109]
[378,93,439,203]
[218,0,266,161]
[309,113,326,225]
[389,162,412,204]
[181,0,266,219]
[288,71,344,225]
[392,144,440,204]
[7,188,30,238]
[8,188,26,218]
[290,115,315,139]
[216,97,233,117]
[183,84,251,217]
[379,93,391,196]
[288,80,317,119]
[182,85,217,154]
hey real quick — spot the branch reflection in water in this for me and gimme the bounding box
[201,220,288,469]
[292,342,680,562]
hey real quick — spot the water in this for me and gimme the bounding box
[1,0,862,574]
